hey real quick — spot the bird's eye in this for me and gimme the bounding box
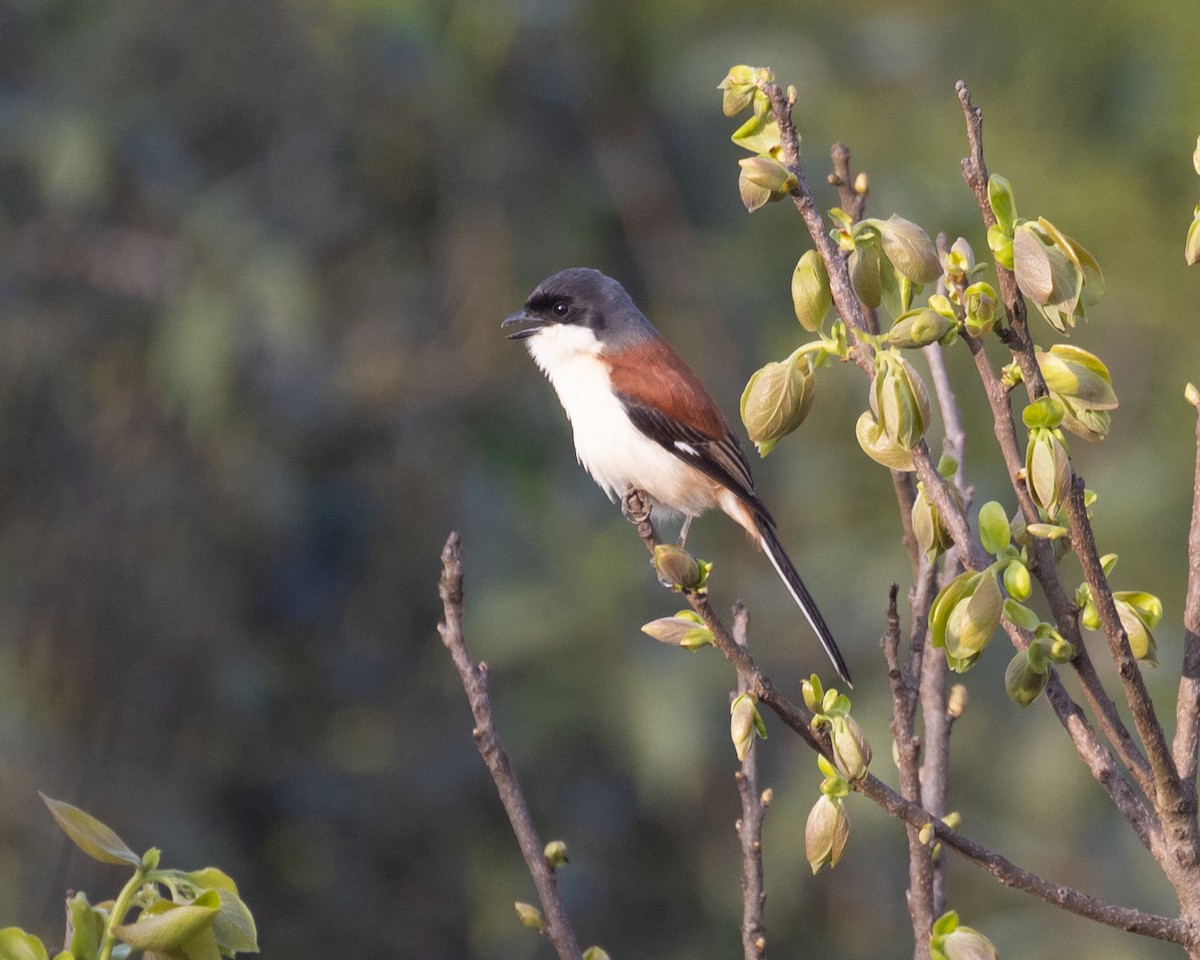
[552,301,569,317]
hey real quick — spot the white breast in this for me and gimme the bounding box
[527,325,718,517]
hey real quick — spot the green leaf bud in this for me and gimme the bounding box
[1002,597,1039,632]
[740,352,815,456]
[849,235,884,308]
[583,948,612,960]
[1013,221,1083,331]
[912,481,955,561]
[987,223,1014,270]
[114,895,221,952]
[978,500,1011,556]
[1023,396,1065,430]
[931,914,999,960]
[962,281,998,338]
[731,111,783,156]
[987,175,1016,232]
[855,409,916,471]
[1187,383,1200,407]
[830,714,872,780]
[543,840,569,868]
[888,308,954,349]
[737,157,795,212]
[944,569,1002,662]
[1114,591,1162,665]
[1194,135,1200,176]
[1026,521,1069,540]
[1005,649,1049,707]
[947,683,968,719]
[66,892,104,960]
[718,65,758,117]
[514,902,545,933]
[1037,345,1118,411]
[870,214,943,284]
[1003,559,1032,601]
[0,929,52,960]
[802,674,824,713]
[652,544,703,590]
[1187,216,1200,267]
[930,572,976,650]
[792,250,832,332]
[1048,635,1075,662]
[805,794,849,873]
[870,351,931,450]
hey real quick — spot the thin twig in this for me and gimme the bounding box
[882,586,934,958]
[1174,401,1200,782]
[437,533,584,960]
[733,602,769,960]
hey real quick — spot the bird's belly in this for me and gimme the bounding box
[541,351,717,516]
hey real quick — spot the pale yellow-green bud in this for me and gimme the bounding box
[740,352,815,457]
[640,613,713,651]
[1025,427,1072,518]
[1004,649,1048,707]
[792,250,832,332]
[582,948,611,960]
[870,351,931,451]
[805,794,849,873]
[887,308,954,349]
[830,715,872,781]
[543,840,569,868]
[855,410,916,471]
[652,544,702,590]
[514,902,545,932]
[870,214,942,283]
[730,693,766,761]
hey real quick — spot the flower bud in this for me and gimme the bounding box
[870,351,931,451]
[792,250,832,332]
[887,308,954,349]
[935,922,999,960]
[830,715,872,780]
[652,544,702,590]
[805,794,849,873]
[543,840,569,868]
[514,902,545,932]
[740,352,815,456]
[1005,649,1048,707]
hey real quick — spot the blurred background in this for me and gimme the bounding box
[0,0,1198,957]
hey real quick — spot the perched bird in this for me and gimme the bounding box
[503,267,851,686]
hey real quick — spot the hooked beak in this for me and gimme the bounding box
[502,309,547,340]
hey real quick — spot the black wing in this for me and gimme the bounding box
[621,399,775,528]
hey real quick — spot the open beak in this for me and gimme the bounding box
[502,309,547,340]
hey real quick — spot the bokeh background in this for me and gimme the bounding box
[1,0,1199,957]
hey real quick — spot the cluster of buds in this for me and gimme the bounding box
[987,174,1103,333]
[805,754,851,874]
[719,66,797,213]
[803,675,872,781]
[931,566,1003,673]
[930,910,999,960]
[937,237,999,338]
[830,210,941,317]
[1022,397,1073,519]
[856,350,931,470]
[740,348,816,457]
[1035,344,1118,442]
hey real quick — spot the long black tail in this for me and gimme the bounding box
[755,518,853,687]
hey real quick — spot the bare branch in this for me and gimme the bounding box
[828,142,866,223]
[1175,401,1200,781]
[437,533,584,960]
[733,603,769,960]
[674,573,1188,947]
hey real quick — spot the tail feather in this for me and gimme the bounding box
[756,519,853,688]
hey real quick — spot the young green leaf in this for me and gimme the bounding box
[112,894,221,952]
[0,928,51,960]
[40,793,140,867]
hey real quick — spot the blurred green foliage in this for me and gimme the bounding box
[0,0,1198,958]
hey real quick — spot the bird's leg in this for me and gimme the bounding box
[677,515,693,546]
[621,485,661,551]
